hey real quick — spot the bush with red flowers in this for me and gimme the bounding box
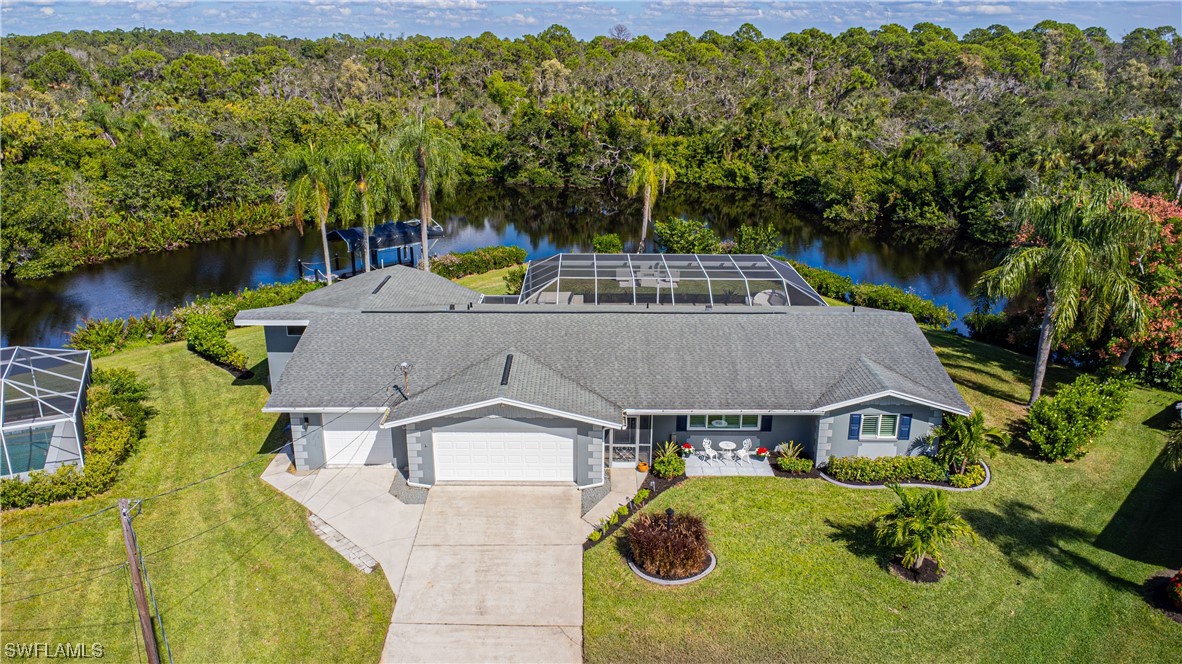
[1168,569,1182,610]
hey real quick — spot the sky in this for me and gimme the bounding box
[1,1,1179,41]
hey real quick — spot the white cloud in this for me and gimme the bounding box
[503,11,537,25]
[955,4,1014,15]
[40,7,55,16]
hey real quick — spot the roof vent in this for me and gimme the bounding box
[449,304,456,310]
[372,276,392,294]
[500,354,514,386]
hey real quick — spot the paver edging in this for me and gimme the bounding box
[628,550,716,586]
[817,460,991,492]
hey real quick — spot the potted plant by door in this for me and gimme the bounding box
[754,447,769,461]
[637,461,649,473]
[680,443,694,458]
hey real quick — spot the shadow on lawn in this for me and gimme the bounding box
[232,357,269,388]
[825,518,890,572]
[256,414,290,455]
[962,500,1140,594]
[1095,450,1182,570]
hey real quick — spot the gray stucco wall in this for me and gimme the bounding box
[402,405,605,488]
[816,400,942,466]
[289,412,325,472]
[263,326,304,388]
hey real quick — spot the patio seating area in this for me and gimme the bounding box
[684,454,775,477]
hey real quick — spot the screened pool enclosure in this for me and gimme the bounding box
[517,254,827,307]
[1,347,91,478]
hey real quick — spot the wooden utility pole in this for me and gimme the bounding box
[120,498,161,664]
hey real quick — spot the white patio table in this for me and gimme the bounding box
[716,440,737,461]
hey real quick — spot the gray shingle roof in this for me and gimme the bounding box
[384,349,621,425]
[260,306,969,417]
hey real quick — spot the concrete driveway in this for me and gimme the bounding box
[382,484,585,663]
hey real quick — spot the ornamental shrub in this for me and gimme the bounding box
[1026,374,1132,461]
[592,233,623,253]
[826,455,946,483]
[429,245,527,279]
[1168,570,1182,610]
[948,464,986,488]
[651,452,685,479]
[784,260,853,301]
[184,312,248,370]
[848,283,956,328]
[503,264,526,295]
[777,456,814,474]
[626,511,710,578]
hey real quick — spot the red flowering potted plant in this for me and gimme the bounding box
[1168,569,1182,610]
[754,447,769,461]
[680,442,695,458]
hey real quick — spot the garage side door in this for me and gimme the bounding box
[322,413,382,466]
[433,431,574,482]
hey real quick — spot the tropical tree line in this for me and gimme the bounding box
[2,22,1180,278]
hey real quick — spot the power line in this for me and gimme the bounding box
[0,563,128,605]
[1,503,119,544]
[2,560,128,586]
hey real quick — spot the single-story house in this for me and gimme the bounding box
[1,346,91,479]
[235,254,970,489]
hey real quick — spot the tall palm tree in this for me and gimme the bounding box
[933,409,1008,475]
[335,142,410,272]
[390,112,460,272]
[283,142,336,283]
[874,485,976,574]
[626,152,675,253]
[975,181,1153,406]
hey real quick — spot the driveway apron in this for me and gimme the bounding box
[381,484,585,663]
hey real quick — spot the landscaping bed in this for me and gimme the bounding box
[583,471,687,552]
[769,453,822,480]
[888,556,945,584]
[821,456,989,491]
[1144,570,1182,625]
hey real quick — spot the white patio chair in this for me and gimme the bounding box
[734,439,753,464]
[699,439,719,463]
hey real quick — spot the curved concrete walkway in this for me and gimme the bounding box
[382,484,585,663]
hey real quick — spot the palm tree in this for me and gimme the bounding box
[390,112,460,272]
[1163,422,1182,472]
[283,142,336,283]
[334,142,410,272]
[975,181,1153,406]
[874,485,976,574]
[933,409,1008,475]
[626,152,675,253]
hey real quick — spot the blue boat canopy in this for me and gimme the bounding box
[326,219,444,252]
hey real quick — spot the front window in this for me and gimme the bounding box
[860,414,898,439]
[687,414,761,431]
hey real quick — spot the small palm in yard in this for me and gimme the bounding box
[874,485,976,576]
[933,408,1008,475]
[1163,422,1182,472]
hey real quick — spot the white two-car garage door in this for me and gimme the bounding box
[433,431,574,482]
[322,413,381,466]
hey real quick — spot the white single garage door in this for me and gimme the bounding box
[322,413,382,466]
[433,431,575,482]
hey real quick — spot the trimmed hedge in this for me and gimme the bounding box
[825,455,947,484]
[777,456,815,474]
[779,258,955,328]
[68,280,321,357]
[185,312,249,371]
[1026,374,1132,461]
[1,368,151,510]
[430,246,527,280]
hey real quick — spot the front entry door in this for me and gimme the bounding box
[609,417,652,467]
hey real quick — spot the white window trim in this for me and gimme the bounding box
[859,414,899,440]
[686,414,762,431]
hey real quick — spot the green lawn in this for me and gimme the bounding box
[585,330,1182,663]
[0,329,392,662]
[455,264,521,295]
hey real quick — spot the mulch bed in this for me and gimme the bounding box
[769,459,822,480]
[888,556,945,584]
[582,472,688,552]
[1143,570,1182,625]
[630,550,715,583]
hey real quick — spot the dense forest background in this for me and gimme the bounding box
[2,21,1180,280]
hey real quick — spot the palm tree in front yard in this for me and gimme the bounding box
[933,409,1008,475]
[874,485,975,574]
[974,181,1154,406]
[390,111,460,272]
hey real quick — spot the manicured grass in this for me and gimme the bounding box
[454,264,521,295]
[0,329,392,661]
[585,331,1182,662]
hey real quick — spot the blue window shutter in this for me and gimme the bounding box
[676,416,687,431]
[847,414,862,440]
[898,414,912,441]
[760,416,773,432]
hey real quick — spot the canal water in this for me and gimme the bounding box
[0,184,995,348]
